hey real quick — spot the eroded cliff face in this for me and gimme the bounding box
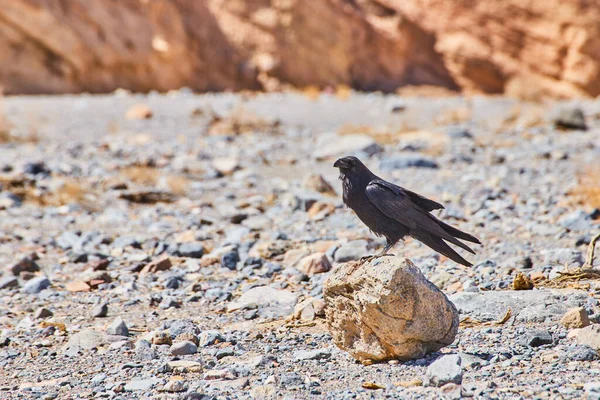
[1,0,599,97]
[0,0,255,94]
[384,0,600,98]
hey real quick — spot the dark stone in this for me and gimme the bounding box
[23,276,51,294]
[24,162,50,176]
[165,276,182,289]
[0,276,19,289]
[215,347,235,359]
[178,242,204,259]
[554,107,587,130]
[523,330,553,347]
[92,303,108,318]
[9,257,40,276]
[221,251,240,270]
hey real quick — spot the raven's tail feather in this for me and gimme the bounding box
[412,231,473,267]
[437,219,481,244]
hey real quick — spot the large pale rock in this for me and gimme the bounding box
[561,307,591,329]
[568,325,600,350]
[323,257,458,362]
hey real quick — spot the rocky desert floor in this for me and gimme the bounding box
[1,90,600,399]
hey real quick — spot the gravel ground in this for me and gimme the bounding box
[1,90,600,399]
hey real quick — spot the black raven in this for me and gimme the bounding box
[334,156,480,267]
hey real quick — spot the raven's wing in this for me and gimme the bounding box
[365,179,475,256]
[372,180,444,212]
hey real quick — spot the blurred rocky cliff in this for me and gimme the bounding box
[1,0,599,98]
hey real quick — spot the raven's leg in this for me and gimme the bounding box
[360,240,396,263]
[375,240,396,257]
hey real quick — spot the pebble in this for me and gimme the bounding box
[0,276,19,289]
[124,378,160,391]
[170,341,198,355]
[34,307,53,319]
[523,329,553,347]
[163,380,187,393]
[221,250,240,270]
[9,257,40,276]
[423,355,463,387]
[554,107,587,130]
[178,242,205,258]
[107,317,129,336]
[23,276,51,294]
[92,303,109,318]
[152,331,173,346]
[198,330,225,347]
[216,347,235,359]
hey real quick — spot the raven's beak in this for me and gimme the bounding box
[333,158,346,168]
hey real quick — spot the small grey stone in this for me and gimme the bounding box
[23,276,51,294]
[92,303,108,318]
[0,276,19,289]
[293,348,331,361]
[34,307,53,319]
[178,242,204,258]
[543,248,584,267]
[107,317,129,336]
[124,378,160,391]
[558,210,593,232]
[163,379,187,392]
[160,297,181,309]
[91,373,107,386]
[56,231,81,250]
[135,339,157,360]
[424,354,463,387]
[279,372,305,387]
[221,251,240,270]
[198,330,225,347]
[459,353,488,369]
[167,319,201,338]
[170,341,198,356]
[523,329,553,347]
[554,107,587,130]
[216,347,234,359]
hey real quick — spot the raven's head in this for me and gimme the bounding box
[334,156,368,178]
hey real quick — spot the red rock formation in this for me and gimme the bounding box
[0,0,256,94]
[385,0,600,98]
[1,0,599,98]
